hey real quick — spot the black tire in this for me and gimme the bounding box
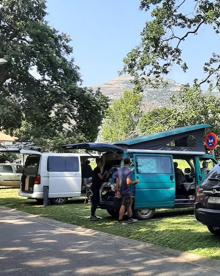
[207,225,220,236]
[36,199,43,205]
[134,208,155,220]
[51,197,67,205]
[107,208,119,219]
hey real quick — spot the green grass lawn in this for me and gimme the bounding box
[1,189,220,259]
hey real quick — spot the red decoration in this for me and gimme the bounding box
[204,132,219,150]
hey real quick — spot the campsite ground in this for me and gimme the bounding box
[1,189,220,260]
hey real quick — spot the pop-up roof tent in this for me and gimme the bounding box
[63,124,212,154]
[114,124,211,152]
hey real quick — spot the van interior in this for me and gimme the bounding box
[94,153,200,207]
[173,157,196,200]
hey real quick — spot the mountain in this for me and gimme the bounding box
[93,75,183,111]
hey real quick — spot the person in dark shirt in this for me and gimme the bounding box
[174,162,185,195]
[82,160,93,179]
[82,160,93,204]
[90,157,107,221]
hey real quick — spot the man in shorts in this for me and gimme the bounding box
[115,158,139,223]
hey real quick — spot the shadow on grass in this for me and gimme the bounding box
[1,193,220,259]
[154,208,194,219]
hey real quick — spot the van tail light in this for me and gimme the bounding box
[34,175,41,185]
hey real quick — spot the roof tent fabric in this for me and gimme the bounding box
[115,124,211,152]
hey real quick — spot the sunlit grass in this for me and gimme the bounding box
[1,189,220,259]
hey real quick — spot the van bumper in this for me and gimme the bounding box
[19,191,43,199]
[195,207,220,226]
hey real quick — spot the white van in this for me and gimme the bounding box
[19,150,95,204]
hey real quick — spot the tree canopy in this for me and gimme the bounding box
[99,89,143,143]
[0,0,108,149]
[124,0,220,88]
[138,86,220,135]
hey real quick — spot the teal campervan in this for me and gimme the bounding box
[63,124,217,219]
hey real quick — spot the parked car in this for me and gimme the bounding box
[19,150,96,204]
[0,163,22,188]
[195,164,220,235]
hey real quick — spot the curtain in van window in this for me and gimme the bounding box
[136,156,172,174]
[47,156,79,172]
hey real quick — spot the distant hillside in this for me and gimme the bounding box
[93,75,183,111]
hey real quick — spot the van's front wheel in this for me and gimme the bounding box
[134,208,155,220]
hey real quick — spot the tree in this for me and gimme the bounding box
[124,0,220,88]
[99,89,143,143]
[138,107,174,134]
[138,86,220,135]
[0,0,108,148]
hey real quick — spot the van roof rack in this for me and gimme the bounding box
[0,143,41,153]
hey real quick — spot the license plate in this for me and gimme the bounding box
[208,196,220,204]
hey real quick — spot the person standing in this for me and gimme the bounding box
[90,157,107,221]
[82,160,93,204]
[115,158,139,223]
[82,160,93,180]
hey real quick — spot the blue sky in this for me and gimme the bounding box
[46,1,220,87]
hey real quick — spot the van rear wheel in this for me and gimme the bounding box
[51,197,67,205]
[36,199,43,205]
[134,208,155,220]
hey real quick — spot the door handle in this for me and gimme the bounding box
[170,175,174,181]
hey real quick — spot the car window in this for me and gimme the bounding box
[200,158,216,173]
[202,164,220,188]
[136,155,172,174]
[47,156,79,172]
[173,159,193,170]
[0,165,13,173]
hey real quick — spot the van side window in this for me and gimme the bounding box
[47,156,79,172]
[136,156,172,174]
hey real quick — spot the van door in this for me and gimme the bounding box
[196,156,217,185]
[47,155,81,198]
[133,154,175,209]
